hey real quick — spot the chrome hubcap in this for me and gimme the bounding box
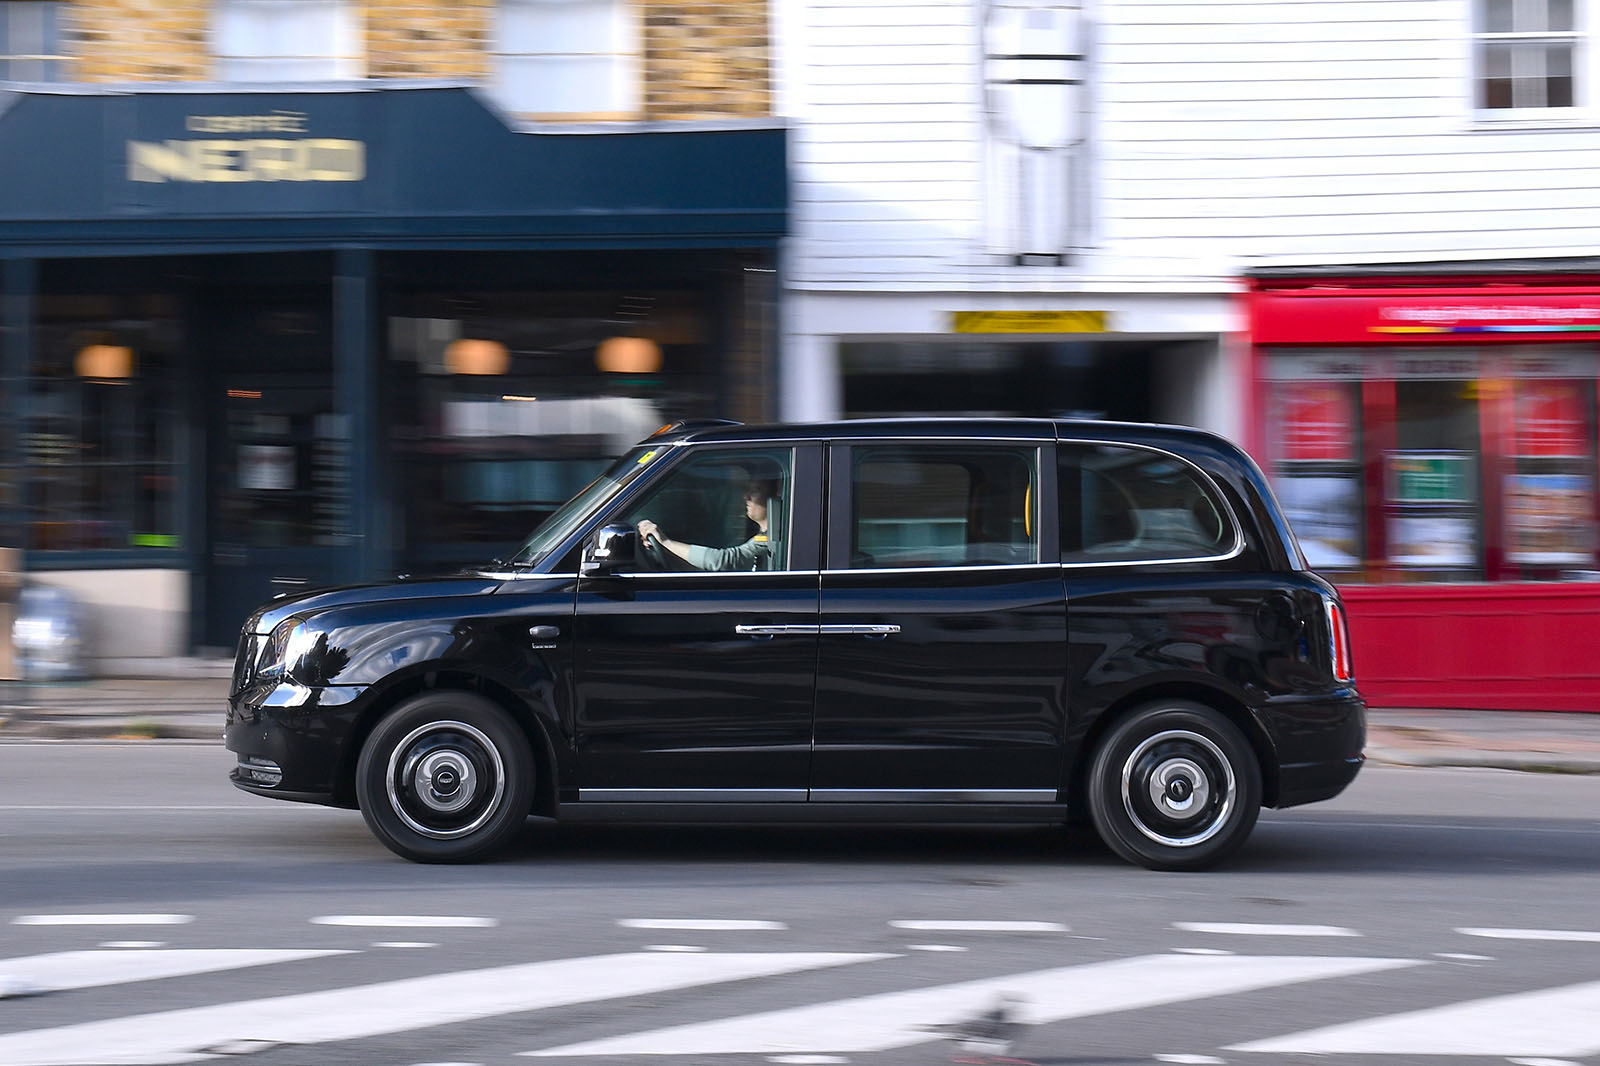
[1121,729,1235,848]
[386,720,506,840]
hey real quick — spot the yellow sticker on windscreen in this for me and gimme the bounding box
[637,450,657,464]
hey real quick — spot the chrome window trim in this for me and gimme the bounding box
[825,562,1057,577]
[609,569,824,579]
[1057,437,1246,568]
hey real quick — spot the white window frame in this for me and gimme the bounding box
[980,1,1088,264]
[1471,0,1591,121]
[0,1,66,83]
[491,0,642,122]
[211,0,363,83]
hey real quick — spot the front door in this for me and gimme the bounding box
[812,440,1069,801]
[203,298,344,646]
[571,444,822,799]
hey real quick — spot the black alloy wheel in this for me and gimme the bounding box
[1086,700,1262,871]
[356,691,534,863]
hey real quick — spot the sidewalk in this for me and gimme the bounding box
[2,665,1600,773]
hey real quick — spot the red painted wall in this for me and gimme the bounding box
[1339,584,1600,712]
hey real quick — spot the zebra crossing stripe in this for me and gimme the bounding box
[0,951,888,1066]
[1229,978,1600,1057]
[0,949,349,994]
[522,952,1418,1058]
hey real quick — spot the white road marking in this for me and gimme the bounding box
[1172,948,1235,956]
[1172,922,1358,937]
[374,942,437,949]
[889,920,1066,933]
[906,945,968,953]
[767,1057,850,1064]
[645,945,707,953]
[1230,978,1600,1056]
[0,951,887,1066]
[1156,1056,1226,1065]
[1509,1059,1586,1066]
[12,914,194,926]
[618,919,788,931]
[523,953,1418,1058]
[1459,927,1600,943]
[312,915,497,928]
[0,949,348,993]
[1435,952,1494,961]
[100,942,166,949]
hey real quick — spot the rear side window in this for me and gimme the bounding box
[850,446,1038,568]
[1060,442,1236,563]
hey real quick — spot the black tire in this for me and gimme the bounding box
[1085,701,1262,871]
[356,691,534,863]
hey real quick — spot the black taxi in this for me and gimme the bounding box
[225,418,1364,871]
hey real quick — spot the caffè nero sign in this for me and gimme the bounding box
[127,110,365,184]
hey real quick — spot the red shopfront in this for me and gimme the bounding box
[1248,276,1600,712]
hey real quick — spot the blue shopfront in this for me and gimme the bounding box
[0,85,786,655]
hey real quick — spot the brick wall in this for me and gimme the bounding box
[55,0,771,120]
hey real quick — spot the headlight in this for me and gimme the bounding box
[254,619,316,685]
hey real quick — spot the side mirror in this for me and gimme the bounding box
[581,523,637,576]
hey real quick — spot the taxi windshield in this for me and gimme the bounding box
[505,445,666,567]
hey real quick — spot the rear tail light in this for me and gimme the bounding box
[1324,598,1354,684]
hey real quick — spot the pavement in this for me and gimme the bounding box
[1,661,1599,774]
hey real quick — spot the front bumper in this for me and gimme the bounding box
[224,680,367,807]
[1260,691,1366,808]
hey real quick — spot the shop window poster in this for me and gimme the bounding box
[1388,514,1477,569]
[1515,381,1588,458]
[1505,473,1595,566]
[1275,475,1362,569]
[1281,381,1356,462]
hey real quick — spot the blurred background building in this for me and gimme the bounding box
[3,0,1599,710]
[0,0,783,652]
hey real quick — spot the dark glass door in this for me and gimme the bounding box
[202,299,345,647]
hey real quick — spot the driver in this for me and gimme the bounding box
[636,476,780,571]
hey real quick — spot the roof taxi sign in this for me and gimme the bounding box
[127,110,364,184]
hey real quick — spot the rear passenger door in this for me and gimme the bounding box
[811,439,1070,800]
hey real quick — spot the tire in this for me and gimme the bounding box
[1085,701,1262,871]
[356,691,534,863]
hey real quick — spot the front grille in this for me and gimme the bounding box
[230,632,258,695]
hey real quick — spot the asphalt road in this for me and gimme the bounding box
[1,740,1598,1066]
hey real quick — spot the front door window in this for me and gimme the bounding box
[615,448,793,572]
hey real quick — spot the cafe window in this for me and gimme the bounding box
[1265,347,1599,582]
[386,288,715,571]
[492,0,640,120]
[25,294,184,554]
[212,0,363,81]
[0,1,65,82]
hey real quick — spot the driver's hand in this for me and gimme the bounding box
[636,519,660,547]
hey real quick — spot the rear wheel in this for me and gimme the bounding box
[356,692,533,863]
[1086,701,1261,871]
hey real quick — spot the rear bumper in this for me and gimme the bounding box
[1260,691,1366,808]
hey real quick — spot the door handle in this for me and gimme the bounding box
[819,624,900,638]
[528,625,559,641]
[734,624,821,637]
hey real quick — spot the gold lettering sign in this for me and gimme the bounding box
[127,138,365,183]
[951,310,1109,334]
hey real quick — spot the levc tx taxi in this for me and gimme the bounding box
[226,418,1363,870]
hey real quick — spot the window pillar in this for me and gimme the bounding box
[1,257,34,551]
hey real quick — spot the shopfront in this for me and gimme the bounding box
[1249,274,1600,711]
[0,85,785,657]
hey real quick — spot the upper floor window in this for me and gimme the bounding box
[1476,0,1579,110]
[982,1,1085,263]
[0,1,65,82]
[213,0,362,82]
[493,0,640,120]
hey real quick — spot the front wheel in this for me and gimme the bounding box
[1086,701,1261,871]
[356,692,534,863]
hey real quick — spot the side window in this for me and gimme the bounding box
[1059,443,1234,563]
[850,446,1038,569]
[615,448,790,572]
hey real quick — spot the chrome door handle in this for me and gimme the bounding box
[528,625,559,641]
[734,624,821,636]
[819,624,900,637]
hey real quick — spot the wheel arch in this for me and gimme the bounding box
[1070,681,1280,813]
[334,668,559,819]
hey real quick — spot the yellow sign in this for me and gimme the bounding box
[128,137,365,183]
[952,310,1108,334]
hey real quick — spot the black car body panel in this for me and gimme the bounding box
[225,417,1365,869]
